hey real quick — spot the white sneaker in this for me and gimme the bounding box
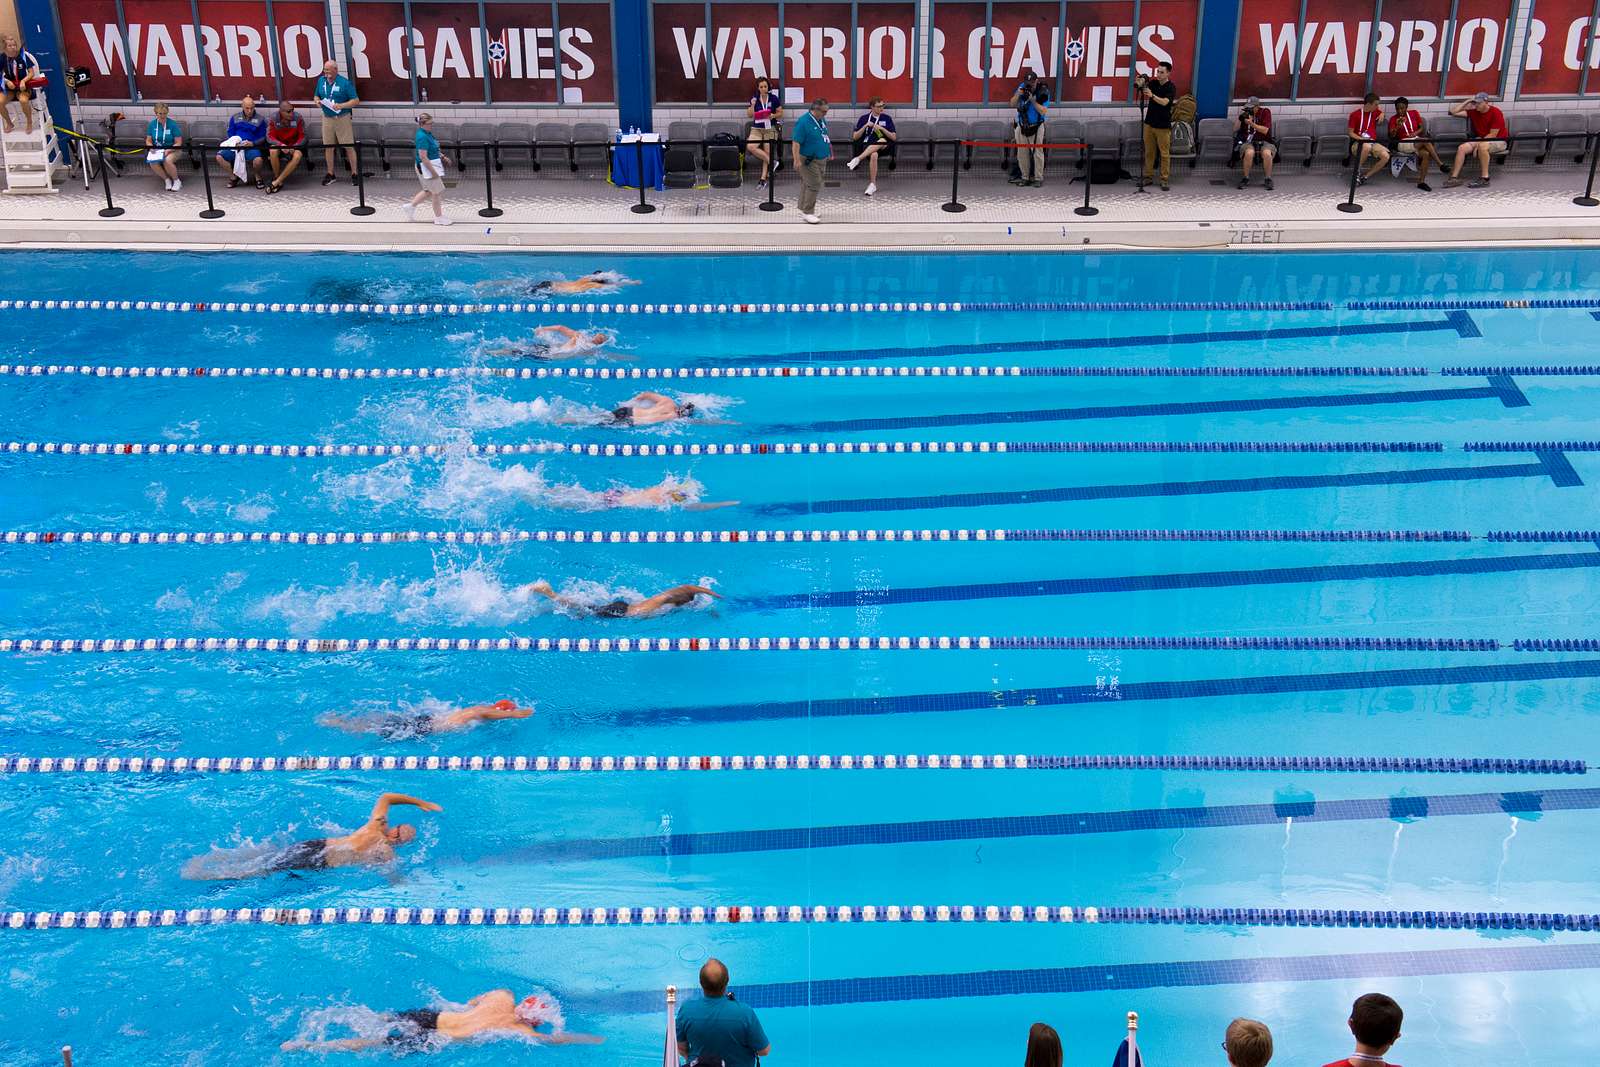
[846,157,860,170]
[163,179,174,191]
[802,213,820,224]
[403,203,416,222]
[865,182,877,196]
[172,178,182,191]
[434,216,454,226]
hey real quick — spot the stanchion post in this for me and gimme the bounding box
[1074,143,1098,217]
[95,143,125,218]
[479,143,504,218]
[350,141,375,216]
[942,138,967,213]
[197,141,224,219]
[1336,149,1363,213]
[759,137,783,211]
[631,137,656,214]
[1575,133,1599,207]
[62,1046,74,1067]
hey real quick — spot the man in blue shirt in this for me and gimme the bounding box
[790,98,832,224]
[314,59,361,186]
[676,959,770,1067]
[215,95,267,189]
[846,96,896,196]
[1008,71,1050,187]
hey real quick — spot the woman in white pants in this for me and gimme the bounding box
[404,113,452,225]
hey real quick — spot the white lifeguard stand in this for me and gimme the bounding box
[2,78,66,194]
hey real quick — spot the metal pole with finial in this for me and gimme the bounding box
[1126,1012,1140,1067]
[663,986,678,1067]
[62,1046,74,1067]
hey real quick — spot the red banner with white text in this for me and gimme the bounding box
[1520,0,1600,96]
[57,0,614,102]
[1233,0,1515,100]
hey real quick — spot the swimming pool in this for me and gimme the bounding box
[3,247,1600,1066]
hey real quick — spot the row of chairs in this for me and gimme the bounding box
[1191,111,1597,168]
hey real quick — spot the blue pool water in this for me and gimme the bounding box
[4,248,1600,1066]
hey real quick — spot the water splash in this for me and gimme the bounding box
[1493,816,1520,901]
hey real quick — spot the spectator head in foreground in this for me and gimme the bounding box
[1023,1022,1062,1067]
[1323,993,1403,1067]
[1224,1017,1273,1067]
[700,958,730,995]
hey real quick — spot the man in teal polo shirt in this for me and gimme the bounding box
[676,959,771,1067]
[790,98,831,225]
[314,59,361,185]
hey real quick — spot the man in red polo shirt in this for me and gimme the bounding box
[1444,92,1506,188]
[1321,992,1403,1067]
[1347,92,1390,186]
[266,99,308,194]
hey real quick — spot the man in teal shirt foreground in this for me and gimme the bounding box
[675,959,771,1067]
[790,98,832,225]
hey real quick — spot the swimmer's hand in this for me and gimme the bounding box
[417,800,444,813]
[280,1040,307,1051]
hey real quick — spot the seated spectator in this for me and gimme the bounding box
[675,959,770,1067]
[1322,992,1403,1067]
[145,101,183,191]
[1388,97,1441,191]
[266,99,307,194]
[1024,1022,1062,1067]
[1444,92,1507,189]
[846,96,896,196]
[1224,1017,1273,1067]
[1348,92,1390,186]
[216,95,267,189]
[1234,95,1275,190]
[0,33,40,135]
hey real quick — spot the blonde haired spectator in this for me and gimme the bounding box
[145,102,184,190]
[1224,1018,1273,1067]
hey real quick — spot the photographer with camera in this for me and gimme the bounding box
[1234,95,1275,190]
[1137,62,1176,191]
[1008,71,1050,187]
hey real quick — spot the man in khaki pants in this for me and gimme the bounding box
[791,99,833,224]
[1140,61,1176,190]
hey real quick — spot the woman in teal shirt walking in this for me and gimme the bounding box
[145,102,183,191]
[404,113,452,225]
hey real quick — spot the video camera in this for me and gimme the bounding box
[66,67,92,90]
[1016,80,1050,113]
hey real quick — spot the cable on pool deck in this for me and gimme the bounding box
[0,439,1452,458]
[0,528,1480,545]
[5,904,1598,932]
[0,754,1580,775]
[0,635,1506,654]
[0,363,1441,379]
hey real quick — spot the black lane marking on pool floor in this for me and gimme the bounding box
[573,942,1600,1014]
[759,452,1576,515]
[748,548,1600,610]
[598,658,1600,727]
[485,787,1592,864]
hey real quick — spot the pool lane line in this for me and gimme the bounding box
[763,453,1578,515]
[602,657,1600,726]
[0,528,1479,546]
[1356,298,1600,310]
[0,299,1341,316]
[0,635,1507,655]
[580,943,1600,1015]
[4,904,1597,933]
[488,787,1600,865]
[1,363,1440,379]
[2,754,1579,775]
[0,440,1450,458]
[751,548,1600,611]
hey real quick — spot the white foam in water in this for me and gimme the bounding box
[461,394,607,429]
[320,456,419,511]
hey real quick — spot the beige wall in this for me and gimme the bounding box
[0,0,19,41]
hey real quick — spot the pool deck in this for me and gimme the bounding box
[5,158,1600,251]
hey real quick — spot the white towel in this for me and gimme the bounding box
[219,135,248,181]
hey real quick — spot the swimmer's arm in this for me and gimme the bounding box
[281,1037,384,1052]
[369,792,443,824]
[631,391,670,404]
[680,585,722,599]
[316,713,376,736]
[683,499,740,511]
[477,704,533,721]
[535,1031,604,1045]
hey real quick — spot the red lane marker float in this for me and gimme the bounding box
[193,368,207,376]
[194,302,208,311]
[118,444,133,454]
[727,904,742,922]
[699,756,711,770]
[41,532,57,543]
[756,444,769,454]
[730,531,743,542]
[689,638,702,651]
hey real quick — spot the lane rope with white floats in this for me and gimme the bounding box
[1,363,1441,380]
[2,440,1448,458]
[6,904,1598,932]
[0,635,1504,654]
[0,754,1580,775]
[2,528,1485,545]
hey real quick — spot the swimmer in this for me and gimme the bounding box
[319,699,533,740]
[487,324,613,360]
[281,989,603,1053]
[583,476,737,511]
[589,391,698,427]
[477,270,641,297]
[524,579,721,619]
[181,793,441,879]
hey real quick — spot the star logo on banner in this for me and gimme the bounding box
[488,40,507,62]
[1065,39,1084,61]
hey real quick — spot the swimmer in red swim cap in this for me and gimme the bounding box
[320,699,534,739]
